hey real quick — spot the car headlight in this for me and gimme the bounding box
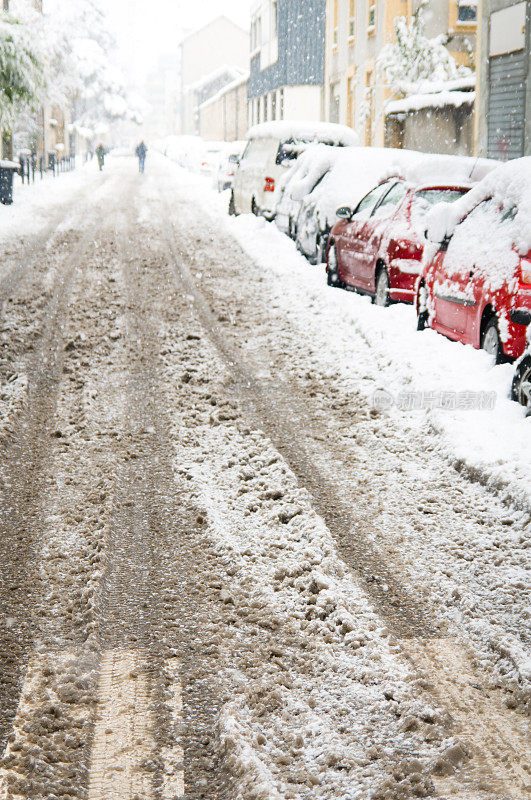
[521,259,531,284]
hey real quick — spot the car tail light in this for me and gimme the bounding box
[264,177,275,193]
[521,259,531,285]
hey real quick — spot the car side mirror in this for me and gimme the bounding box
[336,207,353,221]
[424,228,450,252]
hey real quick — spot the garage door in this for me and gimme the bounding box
[487,50,526,160]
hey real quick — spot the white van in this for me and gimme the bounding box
[229,121,358,219]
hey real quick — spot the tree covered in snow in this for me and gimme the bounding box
[0,11,43,133]
[11,0,142,144]
[377,1,472,96]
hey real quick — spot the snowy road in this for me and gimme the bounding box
[0,154,528,800]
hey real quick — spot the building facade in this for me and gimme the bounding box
[198,76,249,141]
[248,0,327,125]
[180,16,250,135]
[324,0,476,148]
[475,0,530,159]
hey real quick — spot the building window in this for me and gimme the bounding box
[333,0,339,47]
[256,97,261,124]
[349,0,355,40]
[263,95,268,122]
[329,84,340,124]
[272,0,278,34]
[279,88,284,120]
[271,91,277,120]
[347,75,356,128]
[457,0,477,22]
[368,0,376,30]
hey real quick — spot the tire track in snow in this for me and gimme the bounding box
[148,184,530,800]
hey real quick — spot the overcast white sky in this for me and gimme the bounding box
[104,0,252,81]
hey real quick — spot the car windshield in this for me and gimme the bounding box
[411,188,468,235]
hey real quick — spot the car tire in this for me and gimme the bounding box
[512,354,531,408]
[416,283,429,330]
[327,244,344,288]
[228,191,237,216]
[481,316,507,364]
[316,233,328,266]
[307,237,318,265]
[374,267,390,308]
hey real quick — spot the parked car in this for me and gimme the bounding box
[213,142,246,192]
[417,157,531,363]
[229,121,359,219]
[297,149,496,266]
[326,177,470,305]
[200,142,228,175]
[274,144,339,238]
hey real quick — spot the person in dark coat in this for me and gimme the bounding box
[96,143,105,171]
[136,141,147,174]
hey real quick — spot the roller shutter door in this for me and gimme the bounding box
[487,50,526,160]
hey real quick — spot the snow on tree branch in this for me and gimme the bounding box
[377,0,472,97]
[0,11,43,132]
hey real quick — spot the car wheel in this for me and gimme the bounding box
[327,244,344,288]
[481,316,506,364]
[416,283,429,330]
[512,355,531,408]
[316,233,328,266]
[374,267,390,307]
[306,236,318,265]
[228,191,237,216]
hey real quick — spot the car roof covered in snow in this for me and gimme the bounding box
[303,147,498,228]
[246,121,359,147]
[425,156,531,255]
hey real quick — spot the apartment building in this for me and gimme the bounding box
[199,75,249,141]
[180,17,249,135]
[324,0,476,147]
[475,0,530,159]
[248,0,327,125]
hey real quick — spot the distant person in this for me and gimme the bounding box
[136,141,147,174]
[96,143,105,171]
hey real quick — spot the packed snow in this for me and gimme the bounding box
[246,120,360,147]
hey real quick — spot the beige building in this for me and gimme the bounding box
[198,75,249,141]
[324,0,477,147]
[180,16,250,135]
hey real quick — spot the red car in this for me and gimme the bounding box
[326,178,469,306]
[417,190,531,363]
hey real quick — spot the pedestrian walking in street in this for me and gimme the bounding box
[136,141,147,174]
[96,143,105,171]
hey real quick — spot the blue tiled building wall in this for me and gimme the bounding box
[248,0,326,99]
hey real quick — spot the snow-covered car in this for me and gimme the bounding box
[274,144,340,239]
[213,141,246,192]
[326,179,470,305]
[160,135,206,170]
[230,121,359,220]
[200,141,230,175]
[417,157,531,364]
[295,149,496,265]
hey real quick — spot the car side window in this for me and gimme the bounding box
[352,182,394,222]
[276,141,299,165]
[371,182,408,221]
